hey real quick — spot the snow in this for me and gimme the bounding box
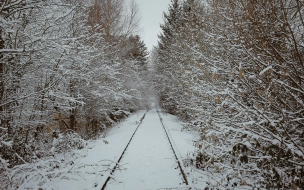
[54,6,77,22]
[240,121,255,126]
[0,140,12,147]
[3,0,23,9]
[0,48,23,53]
[259,66,272,76]
[106,110,187,190]
[11,110,204,189]
[16,111,146,190]
[157,111,208,189]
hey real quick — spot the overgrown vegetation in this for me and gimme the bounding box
[154,0,304,188]
[0,0,148,187]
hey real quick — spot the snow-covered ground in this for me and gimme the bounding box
[106,110,186,190]
[8,110,207,190]
[158,111,208,189]
[10,111,146,190]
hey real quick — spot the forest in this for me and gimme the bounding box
[1,0,304,189]
[153,0,304,189]
[0,0,151,187]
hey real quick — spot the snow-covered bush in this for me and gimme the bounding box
[51,132,86,154]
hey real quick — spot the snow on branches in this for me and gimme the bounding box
[154,0,304,189]
[0,0,148,185]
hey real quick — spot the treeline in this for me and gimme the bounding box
[154,0,303,188]
[0,0,148,174]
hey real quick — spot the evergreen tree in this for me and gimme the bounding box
[125,35,149,65]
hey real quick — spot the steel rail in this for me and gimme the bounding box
[156,109,189,186]
[101,110,189,189]
[101,111,147,190]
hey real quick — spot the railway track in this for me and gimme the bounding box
[100,110,190,190]
[156,109,189,186]
[100,111,147,190]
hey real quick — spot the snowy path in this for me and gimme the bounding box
[105,110,187,190]
[16,110,198,190]
[20,111,147,190]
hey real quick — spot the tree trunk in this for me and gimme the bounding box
[0,29,4,125]
[70,114,76,131]
[0,29,10,138]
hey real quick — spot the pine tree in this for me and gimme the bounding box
[125,35,149,65]
[158,0,181,52]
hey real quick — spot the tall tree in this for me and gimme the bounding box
[87,0,140,42]
[124,35,148,65]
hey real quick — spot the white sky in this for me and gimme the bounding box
[136,0,171,52]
